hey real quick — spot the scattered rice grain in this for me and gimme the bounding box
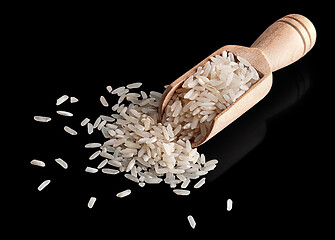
[100,96,109,107]
[88,197,97,209]
[187,215,196,229]
[70,97,79,103]
[30,159,45,167]
[116,189,131,198]
[57,111,73,117]
[173,189,191,196]
[85,167,98,173]
[38,180,51,191]
[55,158,68,169]
[56,95,69,106]
[64,126,77,135]
[34,116,51,122]
[194,177,206,189]
[227,199,233,211]
[126,82,142,89]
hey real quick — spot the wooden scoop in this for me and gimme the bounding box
[158,14,316,148]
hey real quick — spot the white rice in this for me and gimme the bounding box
[64,126,77,135]
[85,143,102,148]
[164,51,260,144]
[173,189,191,196]
[34,64,246,210]
[70,97,79,103]
[112,86,125,95]
[101,168,119,175]
[88,197,97,209]
[100,96,109,107]
[38,180,51,191]
[194,177,206,189]
[30,159,45,167]
[89,150,101,160]
[106,85,113,93]
[56,111,73,117]
[187,215,196,229]
[100,115,115,122]
[93,117,101,128]
[97,159,108,169]
[181,178,190,189]
[227,199,233,211]
[34,116,51,122]
[84,82,220,189]
[124,173,139,183]
[126,82,142,89]
[81,118,90,126]
[56,95,69,106]
[55,158,68,169]
[85,166,98,173]
[87,123,93,134]
[116,189,131,198]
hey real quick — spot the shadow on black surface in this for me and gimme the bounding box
[202,64,311,182]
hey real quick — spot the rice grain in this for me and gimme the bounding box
[85,167,98,173]
[70,97,79,103]
[56,111,73,117]
[126,82,142,89]
[194,177,206,189]
[34,116,51,122]
[38,180,51,191]
[30,159,45,167]
[227,199,233,211]
[100,96,109,107]
[88,197,97,209]
[187,215,196,229]
[55,158,68,169]
[56,95,69,106]
[173,189,191,196]
[81,118,90,126]
[116,189,131,198]
[64,126,77,135]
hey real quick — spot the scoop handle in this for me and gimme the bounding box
[250,14,316,72]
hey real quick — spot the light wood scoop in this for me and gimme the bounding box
[158,14,316,147]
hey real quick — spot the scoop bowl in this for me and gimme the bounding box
[158,14,316,147]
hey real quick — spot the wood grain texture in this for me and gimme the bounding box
[251,14,316,72]
[158,14,316,147]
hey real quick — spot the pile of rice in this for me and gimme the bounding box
[33,50,254,227]
[162,51,260,144]
[33,50,259,190]
[84,51,259,188]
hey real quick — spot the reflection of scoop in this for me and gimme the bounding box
[205,65,311,182]
[159,14,316,147]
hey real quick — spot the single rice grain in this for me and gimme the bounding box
[81,118,90,126]
[126,82,142,89]
[34,116,51,122]
[64,126,77,135]
[38,180,51,191]
[116,189,131,198]
[70,97,79,103]
[56,110,73,117]
[194,177,206,189]
[56,95,69,106]
[88,197,97,209]
[173,189,191,196]
[30,159,45,167]
[227,199,233,211]
[187,215,196,229]
[100,96,109,107]
[55,158,68,169]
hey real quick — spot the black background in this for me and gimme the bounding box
[8,2,331,239]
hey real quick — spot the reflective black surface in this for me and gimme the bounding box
[12,5,330,238]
